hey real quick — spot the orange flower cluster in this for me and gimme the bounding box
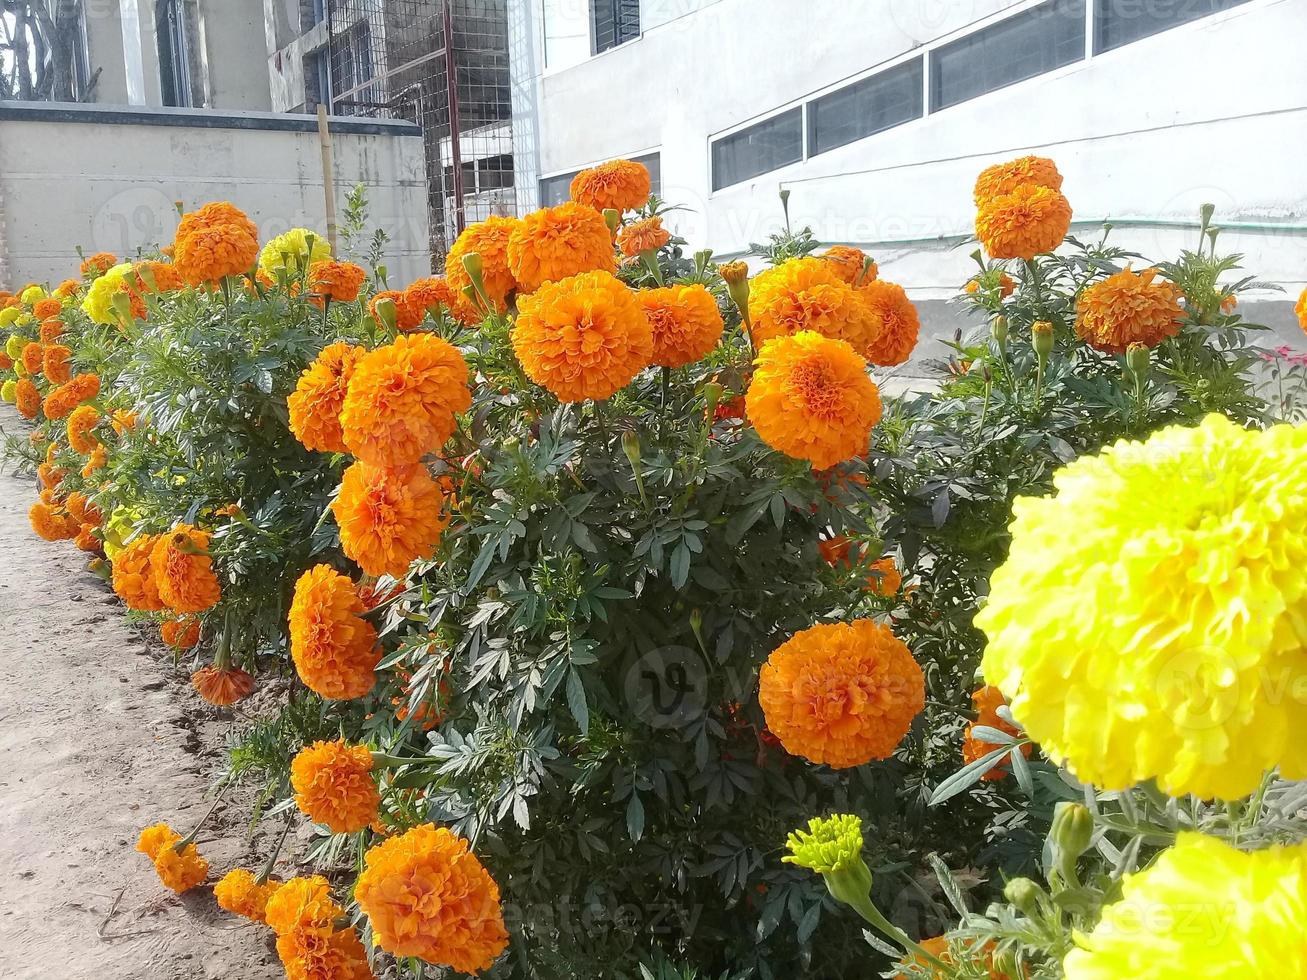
[617,216,671,258]
[975,182,1073,261]
[445,215,521,311]
[405,275,479,326]
[288,342,366,453]
[355,823,509,973]
[80,252,117,278]
[507,202,617,293]
[67,404,101,454]
[513,269,653,401]
[29,501,79,541]
[758,620,925,768]
[308,260,367,303]
[290,739,380,833]
[173,202,260,285]
[860,279,921,367]
[214,868,281,923]
[974,155,1063,204]
[150,525,221,613]
[288,564,380,699]
[745,332,882,469]
[265,876,374,980]
[20,341,43,376]
[822,245,878,286]
[1297,286,1307,334]
[111,535,166,611]
[39,319,64,343]
[962,686,1032,781]
[332,462,451,577]
[161,617,200,649]
[570,159,652,213]
[130,260,185,297]
[748,258,883,360]
[369,289,423,331]
[1074,266,1185,353]
[14,378,40,419]
[136,822,208,894]
[191,665,255,706]
[43,372,100,420]
[32,298,61,319]
[637,283,725,368]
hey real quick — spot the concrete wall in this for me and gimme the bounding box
[0,104,430,287]
[510,0,1307,367]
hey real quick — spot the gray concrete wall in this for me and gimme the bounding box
[0,104,430,287]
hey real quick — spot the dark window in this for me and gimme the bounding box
[539,151,661,207]
[711,108,804,191]
[592,0,640,54]
[808,58,924,157]
[1095,0,1251,52]
[156,0,192,108]
[930,0,1086,112]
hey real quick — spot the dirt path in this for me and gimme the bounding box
[0,411,281,979]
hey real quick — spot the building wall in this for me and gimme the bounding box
[0,104,429,286]
[510,0,1307,360]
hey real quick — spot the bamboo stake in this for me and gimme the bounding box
[317,104,339,256]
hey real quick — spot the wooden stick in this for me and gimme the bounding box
[317,104,339,256]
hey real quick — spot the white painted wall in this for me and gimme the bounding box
[0,111,430,286]
[510,0,1307,320]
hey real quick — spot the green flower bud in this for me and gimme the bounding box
[1126,342,1151,380]
[462,251,485,285]
[603,208,622,236]
[1051,802,1094,865]
[784,814,873,910]
[374,296,398,332]
[1032,320,1054,359]
[990,314,1009,348]
[702,381,723,419]
[1003,876,1043,917]
[621,429,641,469]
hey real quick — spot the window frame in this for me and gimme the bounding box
[710,106,806,192]
[591,0,641,56]
[806,55,925,158]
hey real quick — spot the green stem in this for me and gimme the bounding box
[844,893,953,974]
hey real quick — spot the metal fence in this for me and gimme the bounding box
[322,0,515,265]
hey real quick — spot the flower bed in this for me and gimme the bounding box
[1,157,1305,979]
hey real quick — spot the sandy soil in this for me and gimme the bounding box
[0,422,282,978]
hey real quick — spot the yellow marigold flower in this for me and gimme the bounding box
[173,202,260,285]
[506,202,617,293]
[136,822,208,894]
[749,258,881,359]
[338,334,471,467]
[745,331,881,470]
[214,868,281,923]
[974,155,1064,204]
[978,414,1307,799]
[975,184,1072,261]
[1075,267,1184,354]
[258,227,331,274]
[513,269,652,402]
[355,823,509,973]
[569,158,652,213]
[5,333,22,359]
[636,283,724,368]
[859,279,921,367]
[445,215,521,312]
[1064,833,1307,979]
[759,619,924,768]
[821,245,877,286]
[111,534,166,611]
[150,524,222,614]
[19,284,46,304]
[67,404,101,455]
[81,262,134,325]
[783,814,864,875]
[287,342,367,454]
[264,875,344,936]
[332,462,451,579]
[307,259,367,304]
[616,215,671,258]
[289,564,380,699]
[0,380,15,405]
[290,739,380,834]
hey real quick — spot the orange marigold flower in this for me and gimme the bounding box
[53,278,81,298]
[29,502,78,541]
[42,372,100,420]
[1296,286,1307,333]
[636,283,724,368]
[513,269,652,401]
[0,353,11,370]
[859,279,921,367]
[393,673,449,731]
[822,245,878,286]
[746,332,882,469]
[616,216,671,258]
[173,202,260,285]
[191,665,255,706]
[214,868,281,924]
[37,461,66,491]
[404,276,479,326]
[1074,266,1185,354]
[759,619,924,768]
[73,523,101,553]
[42,343,71,382]
[307,259,367,304]
[82,446,107,477]
[265,875,344,935]
[289,564,380,699]
[974,155,1064,204]
[749,258,881,358]
[150,524,222,613]
[902,936,1014,979]
[32,298,61,319]
[445,215,521,312]
[20,341,43,376]
[332,462,451,579]
[570,159,652,213]
[367,289,422,332]
[276,924,374,980]
[136,823,208,894]
[15,378,40,419]
[507,202,617,293]
[65,491,103,527]
[819,534,852,567]
[81,252,117,278]
[112,534,166,611]
[111,409,138,435]
[355,823,509,972]
[161,617,200,650]
[975,184,1072,261]
[287,342,367,453]
[962,686,1033,782]
[132,260,186,295]
[290,739,380,834]
[67,404,101,454]
[866,556,902,596]
[339,334,471,466]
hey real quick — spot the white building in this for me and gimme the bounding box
[507,0,1307,358]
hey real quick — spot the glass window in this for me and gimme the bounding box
[808,58,923,157]
[1095,0,1251,52]
[930,0,1086,112]
[592,0,641,54]
[539,152,661,207]
[711,108,804,191]
[155,0,193,108]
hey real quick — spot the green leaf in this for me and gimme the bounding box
[566,668,589,735]
[626,793,645,842]
[928,745,1010,805]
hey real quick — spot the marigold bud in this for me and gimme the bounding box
[621,429,641,468]
[702,381,723,419]
[990,315,1009,348]
[603,208,622,236]
[1051,802,1094,866]
[1003,876,1043,917]
[373,296,398,332]
[1126,341,1151,379]
[1032,320,1054,359]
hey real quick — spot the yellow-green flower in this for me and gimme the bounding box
[82,262,134,325]
[258,228,331,274]
[5,334,23,359]
[979,414,1307,800]
[19,285,46,304]
[0,380,16,403]
[0,308,20,328]
[1064,833,1307,979]
[784,814,865,876]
